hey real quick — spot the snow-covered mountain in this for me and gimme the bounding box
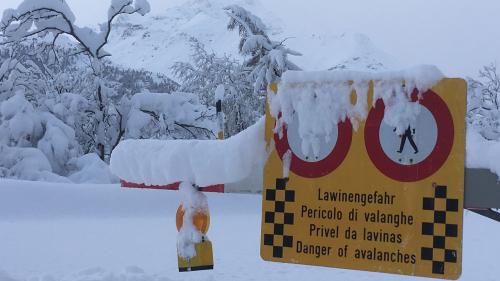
[106,0,400,79]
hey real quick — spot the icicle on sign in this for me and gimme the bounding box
[260,78,466,280]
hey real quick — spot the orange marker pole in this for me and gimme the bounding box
[177,182,214,272]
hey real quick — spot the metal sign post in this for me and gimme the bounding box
[465,168,500,222]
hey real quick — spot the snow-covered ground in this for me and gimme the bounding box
[0,179,499,281]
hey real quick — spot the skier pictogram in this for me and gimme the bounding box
[395,126,419,154]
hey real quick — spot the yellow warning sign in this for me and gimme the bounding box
[261,78,466,279]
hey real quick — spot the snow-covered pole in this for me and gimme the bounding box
[176,182,214,271]
[215,85,225,140]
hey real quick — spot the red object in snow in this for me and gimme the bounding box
[120,180,224,193]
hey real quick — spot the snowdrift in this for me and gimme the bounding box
[110,117,266,187]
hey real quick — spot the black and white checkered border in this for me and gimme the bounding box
[263,178,295,258]
[421,184,459,275]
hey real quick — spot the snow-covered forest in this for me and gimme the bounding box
[0,0,303,183]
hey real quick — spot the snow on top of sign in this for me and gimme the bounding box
[110,116,265,187]
[269,65,444,159]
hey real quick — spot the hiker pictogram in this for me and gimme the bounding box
[396,126,419,154]
[365,89,455,182]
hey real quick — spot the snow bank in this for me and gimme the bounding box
[68,154,119,184]
[466,128,500,177]
[0,145,69,183]
[269,66,444,158]
[110,117,266,187]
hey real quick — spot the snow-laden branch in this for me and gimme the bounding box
[224,5,301,93]
[1,0,150,59]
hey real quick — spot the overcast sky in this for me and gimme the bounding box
[1,0,499,77]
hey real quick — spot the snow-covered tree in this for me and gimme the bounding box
[0,38,180,158]
[0,48,47,103]
[468,63,500,140]
[224,5,301,93]
[123,92,216,140]
[0,0,151,160]
[172,38,264,137]
[0,92,43,148]
[0,93,79,176]
[172,38,239,106]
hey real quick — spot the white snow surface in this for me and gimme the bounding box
[270,66,444,159]
[110,117,266,186]
[0,179,499,281]
[466,128,500,177]
[67,153,119,184]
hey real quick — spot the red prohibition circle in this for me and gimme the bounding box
[364,90,454,182]
[274,117,352,178]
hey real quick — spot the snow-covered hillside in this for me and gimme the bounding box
[0,179,499,281]
[106,0,400,78]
